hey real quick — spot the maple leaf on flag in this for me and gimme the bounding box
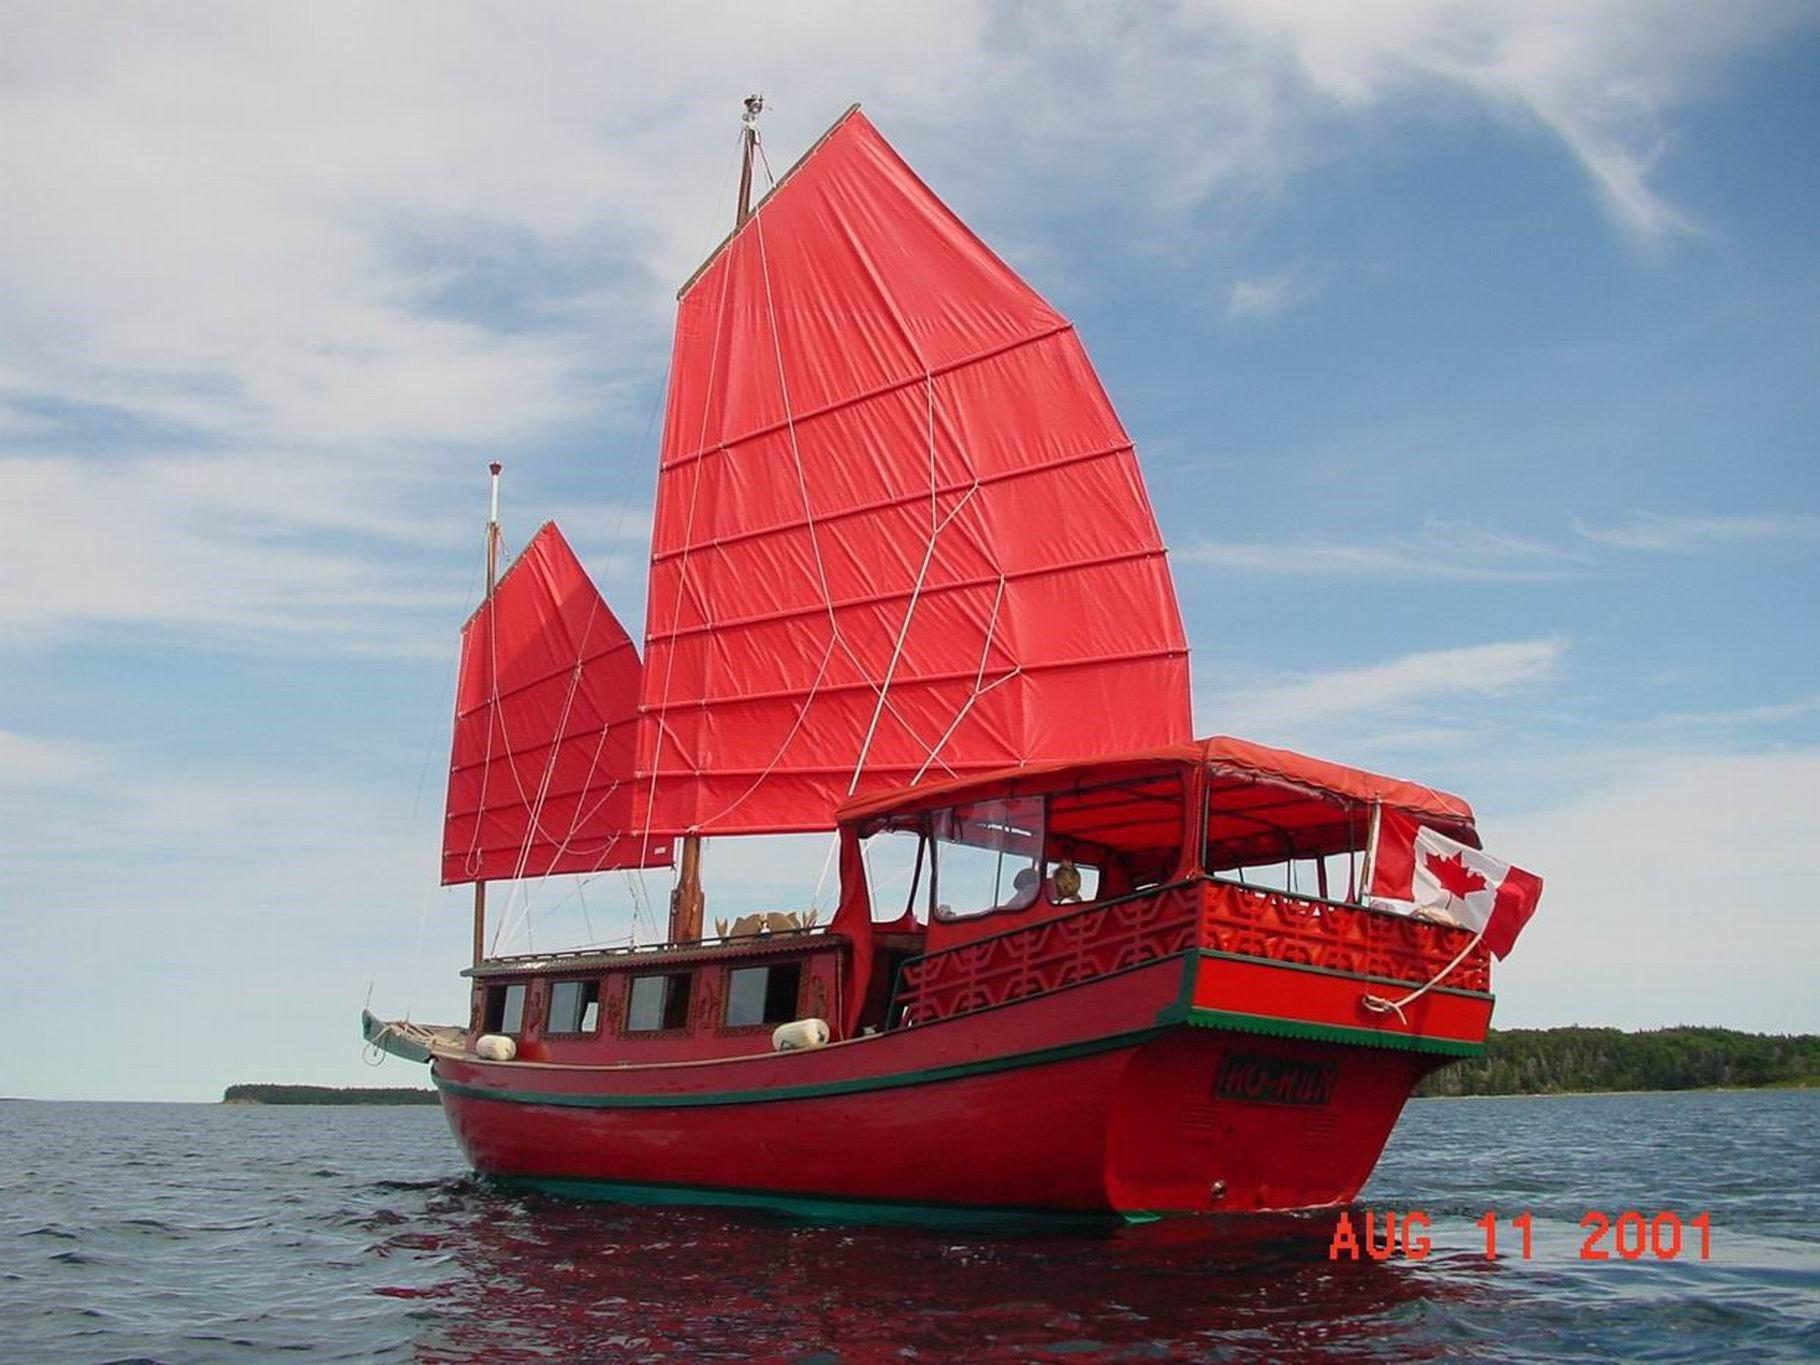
[1424,849,1488,900]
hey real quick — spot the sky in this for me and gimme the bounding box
[1,1,1815,1101]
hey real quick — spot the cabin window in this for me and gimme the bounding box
[860,825,930,923]
[1044,854,1101,904]
[546,978,601,1035]
[725,962,803,1027]
[1202,771,1367,903]
[1226,854,1357,903]
[1045,771,1187,903]
[483,982,527,1035]
[930,796,1045,919]
[626,972,693,1032]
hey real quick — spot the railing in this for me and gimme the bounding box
[888,878,1491,1028]
[1201,879,1491,993]
[891,885,1201,1026]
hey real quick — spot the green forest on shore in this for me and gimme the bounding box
[1417,1026,1819,1097]
[223,1084,439,1105]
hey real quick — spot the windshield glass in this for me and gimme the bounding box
[859,825,929,923]
[931,796,1045,919]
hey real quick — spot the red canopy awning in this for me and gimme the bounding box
[837,735,1475,835]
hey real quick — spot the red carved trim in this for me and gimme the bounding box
[1201,881,1490,993]
[894,887,1200,1025]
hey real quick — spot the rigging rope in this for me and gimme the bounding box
[1360,925,1487,1024]
[638,202,737,864]
[487,591,602,953]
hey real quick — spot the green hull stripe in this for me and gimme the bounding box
[1195,949,1495,1002]
[1186,1006,1486,1057]
[436,1023,1167,1110]
[495,1173,1124,1227]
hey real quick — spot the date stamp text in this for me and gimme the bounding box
[1328,1209,1714,1261]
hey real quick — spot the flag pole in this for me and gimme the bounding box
[1359,800,1382,904]
[473,461,503,966]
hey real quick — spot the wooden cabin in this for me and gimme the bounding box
[463,737,1486,1064]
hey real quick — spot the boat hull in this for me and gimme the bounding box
[431,952,1467,1221]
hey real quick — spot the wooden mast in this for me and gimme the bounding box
[735,93,763,227]
[472,460,503,966]
[668,96,763,946]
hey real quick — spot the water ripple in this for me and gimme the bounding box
[0,1092,1813,1360]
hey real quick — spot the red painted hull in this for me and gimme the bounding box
[433,952,1471,1220]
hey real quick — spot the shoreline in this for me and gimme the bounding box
[1415,1083,1817,1100]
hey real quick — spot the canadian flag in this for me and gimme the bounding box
[1368,808,1543,959]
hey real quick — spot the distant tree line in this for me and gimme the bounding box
[1418,1027,1819,1097]
[223,1084,439,1105]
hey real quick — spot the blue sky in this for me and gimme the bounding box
[1,3,1815,1100]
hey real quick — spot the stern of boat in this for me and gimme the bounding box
[1097,890,1492,1217]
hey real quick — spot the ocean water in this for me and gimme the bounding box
[0,1090,1813,1361]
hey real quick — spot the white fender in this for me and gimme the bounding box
[475,1034,517,1062]
[771,1018,830,1052]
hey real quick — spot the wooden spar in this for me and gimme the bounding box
[669,834,705,944]
[668,96,764,946]
[473,461,503,967]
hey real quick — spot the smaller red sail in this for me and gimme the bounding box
[443,522,672,885]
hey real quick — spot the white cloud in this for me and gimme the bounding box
[0,730,109,788]
[1488,746,1820,1032]
[1,5,1808,1100]
[1652,695,1820,729]
[1,454,463,654]
[1226,267,1318,319]
[1576,511,1820,552]
[1178,521,1583,580]
[1200,637,1567,738]
[1210,0,1803,241]
[0,2,1798,653]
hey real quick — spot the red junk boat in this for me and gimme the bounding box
[365,102,1523,1223]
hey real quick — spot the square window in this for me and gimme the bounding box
[626,973,693,1032]
[726,962,803,1027]
[485,982,527,1035]
[547,979,601,1035]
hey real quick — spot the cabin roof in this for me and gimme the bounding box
[836,735,1475,830]
[465,928,840,979]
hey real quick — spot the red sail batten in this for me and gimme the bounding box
[443,521,673,885]
[636,110,1191,837]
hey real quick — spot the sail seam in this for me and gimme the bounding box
[640,210,740,846]
[451,639,636,716]
[913,576,1016,784]
[648,547,1169,644]
[658,322,1075,473]
[493,593,602,952]
[648,437,1134,565]
[638,647,1189,713]
[834,192,945,803]
[682,206,849,831]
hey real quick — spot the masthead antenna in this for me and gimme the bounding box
[735,94,765,227]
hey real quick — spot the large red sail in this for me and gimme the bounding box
[637,108,1191,836]
[444,522,672,884]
